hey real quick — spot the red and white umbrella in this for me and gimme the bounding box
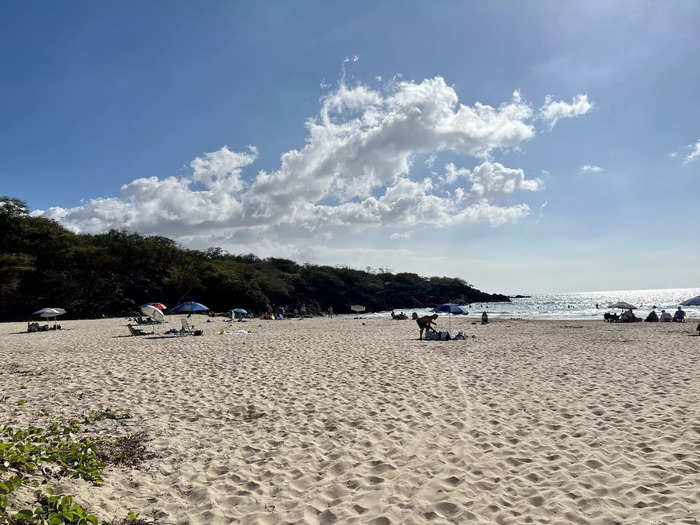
[148,303,167,311]
[140,305,166,323]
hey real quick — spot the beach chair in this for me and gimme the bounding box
[180,317,193,334]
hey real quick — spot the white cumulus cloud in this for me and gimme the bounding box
[540,94,593,128]
[444,161,543,197]
[35,75,586,259]
[580,164,604,173]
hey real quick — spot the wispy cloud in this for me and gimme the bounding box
[540,94,593,129]
[534,200,548,224]
[684,139,700,164]
[580,164,604,173]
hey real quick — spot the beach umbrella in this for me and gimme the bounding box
[140,304,165,324]
[608,301,637,310]
[232,308,247,319]
[432,303,468,333]
[432,303,468,315]
[33,307,66,317]
[32,307,66,327]
[680,295,700,306]
[170,301,209,314]
[148,302,167,311]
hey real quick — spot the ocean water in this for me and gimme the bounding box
[363,287,700,321]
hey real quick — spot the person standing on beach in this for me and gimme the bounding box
[417,314,438,340]
[328,305,333,318]
[299,303,307,320]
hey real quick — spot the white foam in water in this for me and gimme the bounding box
[358,287,700,321]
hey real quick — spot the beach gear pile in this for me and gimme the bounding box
[424,330,466,341]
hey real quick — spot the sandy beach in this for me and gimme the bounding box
[1,316,698,524]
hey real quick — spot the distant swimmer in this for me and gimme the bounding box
[595,303,599,309]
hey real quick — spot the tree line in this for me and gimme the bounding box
[0,196,509,320]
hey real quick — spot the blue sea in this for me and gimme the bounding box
[366,287,700,321]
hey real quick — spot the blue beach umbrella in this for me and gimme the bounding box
[232,308,247,319]
[680,295,700,306]
[432,303,468,315]
[170,301,209,314]
[432,303,467,333]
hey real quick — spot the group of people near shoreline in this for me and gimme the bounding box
[605,307,687,323]
[260,303,334,320]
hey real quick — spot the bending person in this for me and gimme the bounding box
[417,314,438,340]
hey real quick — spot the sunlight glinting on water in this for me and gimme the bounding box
[363,287,700,321]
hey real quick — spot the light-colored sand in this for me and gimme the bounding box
[1,316,699,524]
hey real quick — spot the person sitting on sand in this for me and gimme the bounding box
[411,312,418,320]
[644,310,659,322]
[660,309,672,322]
[673,307,686,322]
[417,314,438,340]
[620,309,637,322]
[481,312,489,324]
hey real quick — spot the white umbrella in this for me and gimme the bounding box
[608,301,637,310]
[32,308,66,327]
[33,308,66,317]
[140,304,165,324]
[680,295,700,306]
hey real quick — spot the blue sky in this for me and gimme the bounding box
[2,1,699,293]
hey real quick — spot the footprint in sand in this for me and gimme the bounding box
[367,475,385,485]
[443,475,463,487]
[434,501,460,517]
